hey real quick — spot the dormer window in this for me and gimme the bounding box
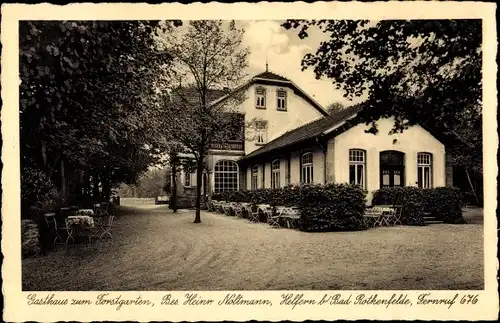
[256,87,266,109]
[277,89,287,111]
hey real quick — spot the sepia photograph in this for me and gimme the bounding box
[18,17,485,292]
[2,2,497,321]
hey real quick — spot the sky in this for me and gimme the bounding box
[159,20,366,108]
[239,20,364,108]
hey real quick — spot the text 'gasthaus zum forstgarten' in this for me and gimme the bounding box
[26,292,479,310]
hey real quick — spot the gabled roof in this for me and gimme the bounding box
[209,70,329,116]
[253,71,291,82]
[240,104,363,161]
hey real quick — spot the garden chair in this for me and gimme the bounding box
[206,200,216,212]
[222,202,233,216]
[44,213,64,244]
[240,203,251,218]
[249,205,260,223]
[364,208,384,227]
[390,205,403,225]
[233,203,244,218]
[266,208,281,228]
[93,202,110,217]
[95,214,115,239]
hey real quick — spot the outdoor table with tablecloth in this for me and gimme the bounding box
[65,213,95,243]
[364,205,402,227]
[276,206,301,228]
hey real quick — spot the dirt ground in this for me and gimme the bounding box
[22,201,484,291]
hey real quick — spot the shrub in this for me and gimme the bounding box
[298,183,367,232]
[210,184,367,231]
[423,187,465,223]
[372,187,426,225]
[21,219,40,257]
[21,167,60,217]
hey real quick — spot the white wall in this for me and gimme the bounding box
[240,84,324,154]
[332,117,446,202]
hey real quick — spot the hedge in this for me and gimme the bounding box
[423,187,466,224]
[372,187,426,225]
[372,186,465,225]
[212,183,367,232]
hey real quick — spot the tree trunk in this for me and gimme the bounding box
[60,159,67,199]
[194,155,204,223]
[171,154,178,213]
[92,173,100,202]
[465,168,480,206]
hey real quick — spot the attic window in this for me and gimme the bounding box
[277,89,287,111]
[256,87,266,109]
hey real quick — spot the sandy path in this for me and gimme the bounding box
[23,204,483,290]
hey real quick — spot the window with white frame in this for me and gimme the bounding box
[255,120,267,145]
[349,149,366,189]
[251,165,259,190]
[214,160,238,193]
[300,152,313,183]
[271,159,280,189]
[277,89,287,111]
[417,152,433,188]
[255,87,266,109]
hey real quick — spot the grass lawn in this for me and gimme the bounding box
[22,201,484,291]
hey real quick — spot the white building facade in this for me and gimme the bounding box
[175,71,452,206]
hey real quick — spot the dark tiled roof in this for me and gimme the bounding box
[253,71,291,82]
[171,87,229,106]
[241,104,363,161]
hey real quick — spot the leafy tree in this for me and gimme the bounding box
[283,19,482,200]
[20,21,179,209]
[326,102,345,115]
[154,20,249,223]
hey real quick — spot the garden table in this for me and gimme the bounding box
[222,202,233,216]
[364,208,384,227]
[277,206,301,228]
[65,215,95,244]
[377,205,403,226]
[240,203,251,218]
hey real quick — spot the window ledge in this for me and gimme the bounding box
[255,143,266,146]
[256,106,266,110]
[277,109,287,112]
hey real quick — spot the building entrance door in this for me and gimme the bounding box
[380,151,405,188]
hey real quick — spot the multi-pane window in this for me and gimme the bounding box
[255,120,267,145]
[417,153,433,188]
[251,165,259,190]
[184,171,193,187]
[300,152,313,184]
[379,150,405,188]
[271,160,280,189]
[277,89,287,111]
[214,160,238,193]
[349,149,366,189]
[256,87,266,109]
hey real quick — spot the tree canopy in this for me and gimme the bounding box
[154,20,249,222]
[20,21,179,209]
[283,19,482,173]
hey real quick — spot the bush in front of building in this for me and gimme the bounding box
[372,186,466,225]
[372,187,426,225]
[211,184,367,231]
[297,183,367,232]
[423,187,466,224]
